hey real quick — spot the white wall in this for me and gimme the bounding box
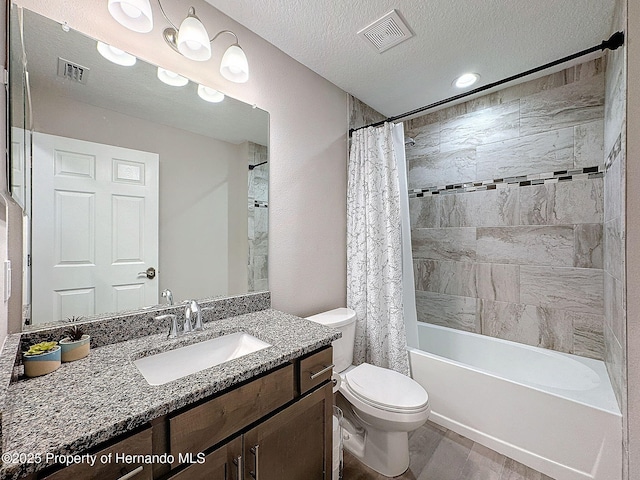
[11,0,348,323]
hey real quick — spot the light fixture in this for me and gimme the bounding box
[97,41,137,66]
[107,0,250,83]
[157,67,188,86]
[107,0,153,33]
[197,84,225,103]
[454,73,480,89]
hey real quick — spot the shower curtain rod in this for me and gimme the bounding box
[349,31,625,136]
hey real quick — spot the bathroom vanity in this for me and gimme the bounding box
[0,305,339,480]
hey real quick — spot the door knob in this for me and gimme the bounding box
[138,267,156,279]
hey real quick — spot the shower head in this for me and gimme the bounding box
[405,137,416,147]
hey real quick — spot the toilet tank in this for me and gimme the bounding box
[306,307,356,373]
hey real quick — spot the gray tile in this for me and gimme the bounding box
[408,148,476,188]
[408,422,447,476]
[440,101,520,152]
[410,195,440,228]
[477,226,574,266]
[574,224,603,268]
[604,152,623,223]
[604,272,625,345]
[406,122,440,161]
[417,430,473,480]
[520,73,604,136]
[476,128,573,180]
[604,46,625,156]
[569,312,604,360]
[574,120,604,168]
[415,291,479,333]
[476,263,519,303]
[414,259,477,297]
[500,457,555,480]
[479,300,571,352]
[459,442,506,480]
[440,187,519,228]
[520,179,603,226]
[603,323,625,416]
[604,217,624,281]
[412,228,477,262]
[520,266,604,315]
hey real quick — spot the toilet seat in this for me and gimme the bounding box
[343,363,429,414]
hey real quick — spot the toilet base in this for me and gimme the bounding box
[343,418,410,477]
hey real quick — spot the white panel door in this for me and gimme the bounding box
[32,133,159,324]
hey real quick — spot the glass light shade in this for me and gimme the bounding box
[97,41,137,66]
[220,44,249,83]
[197,85,225,103]
[177,14,211,61]
[454,73,480,88]
[157,67,189,87]
[107,0,153,33]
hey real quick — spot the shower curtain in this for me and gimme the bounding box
[347,122,414,375]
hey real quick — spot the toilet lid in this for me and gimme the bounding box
[344,363,428,412]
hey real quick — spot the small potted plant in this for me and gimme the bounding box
[23,341,61,377]
[60,317,90,362]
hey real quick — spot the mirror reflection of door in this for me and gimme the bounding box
[31,133,159,324]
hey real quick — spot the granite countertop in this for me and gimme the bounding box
[0,309,340,480]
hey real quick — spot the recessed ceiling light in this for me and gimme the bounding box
[96,41,137,66]
[454,73,480,89]
[197,84,225,103]
[157,67,188,87]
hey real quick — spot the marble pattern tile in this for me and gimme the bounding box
[574,120,604,167]
[604,323,625,412]
[408,148,476,188]
[476,128,574,180]
[520,266,604,315]
[519,179,603,226]
[405,122,440,161]
[604,217,624,282]
[348,94,385,130]
[574,223,603,268]
[569,311,605,360]
[479,300,572,352]
[412,228,476,262]
[415,291,479,333]
[413,259,477,298]
[409,196,440,228]
[440,187,519,228]
[604,272,625,346]
[476,263,519,303]
[440,101,520,152]
[416,429,474,480]
[477,226,574,266]
[604,151,622,223]
[501,458,555,480]
[603,46,626,156]
[520,74,605,136]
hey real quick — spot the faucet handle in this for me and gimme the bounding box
[190,300,203,331]
[156,314,179,338]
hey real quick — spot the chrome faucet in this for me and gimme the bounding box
[161,289,174,306]
[155,314,180,339]
[185,300,203,332]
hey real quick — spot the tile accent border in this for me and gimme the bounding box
[409,166,604,198]
[605,133,622,171]
[254,200,269,208]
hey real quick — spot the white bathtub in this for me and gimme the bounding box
[408,323,622,480]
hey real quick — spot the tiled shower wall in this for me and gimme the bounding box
[248,142,269,291]
[406,59,606,359]
[603,0,627,444]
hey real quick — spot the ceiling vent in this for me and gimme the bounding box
[357,10,413,53]
[57,57,89,84]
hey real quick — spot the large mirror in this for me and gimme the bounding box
[9,6,269,327]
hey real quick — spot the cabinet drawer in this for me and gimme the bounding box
[169,364,294,465]
[299,347,333,394]
[168,436,241,480]
[41,427,152,480]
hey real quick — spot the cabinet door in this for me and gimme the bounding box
[168,436,242,480]
[244,383,332,480]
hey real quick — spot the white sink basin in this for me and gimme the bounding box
[134,332,271,385]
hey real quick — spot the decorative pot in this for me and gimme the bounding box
[23,346,61,377]
[59,335,91,362]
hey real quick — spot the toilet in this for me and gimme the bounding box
[307,307,430,477]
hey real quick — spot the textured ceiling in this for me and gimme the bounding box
[18,9,269,145]
[204,0,617,117]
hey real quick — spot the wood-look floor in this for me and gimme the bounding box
[341,421,555,480]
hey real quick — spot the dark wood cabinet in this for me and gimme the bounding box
[34,346,333,480]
